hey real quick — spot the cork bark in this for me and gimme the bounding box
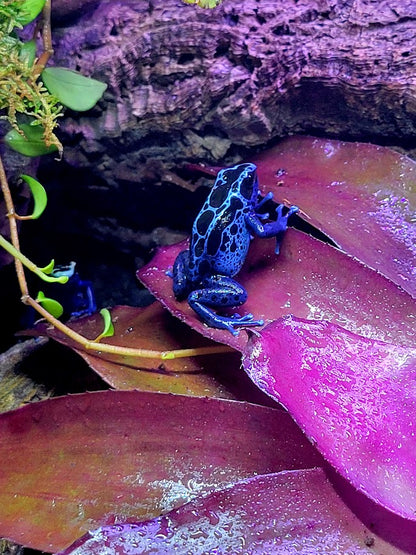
[49,0,416,184]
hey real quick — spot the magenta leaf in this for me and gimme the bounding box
[57,469,407,555]
[243,317,416,520]
[0,390,323,551]
[138,229,416,349]
[251,136,416,298]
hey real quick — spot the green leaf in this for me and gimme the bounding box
[20,174,47,219]
[182,0,221,7]
[36,291,64,318]
[39,272,69,284]
[15,0,46,26]
[41,68,107,111]
[4,124,58,157]
[19,39,37,67]
[93,308,115,342]
[39,259,55,274]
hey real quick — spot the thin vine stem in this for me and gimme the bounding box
[23,295,233,361]
[0,154,28,296]
[32,0,53,79]
[0,153,234,361]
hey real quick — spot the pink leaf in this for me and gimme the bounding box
[243,317,416,520]
[0,390,322,551]
[252,136,416,298]
[57,469,408,555]
[138,230,416,349]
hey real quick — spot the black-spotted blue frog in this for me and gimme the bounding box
[172,163,298,335]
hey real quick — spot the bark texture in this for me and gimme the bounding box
[50,0,416,184]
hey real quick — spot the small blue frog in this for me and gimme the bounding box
[172,163,298,335]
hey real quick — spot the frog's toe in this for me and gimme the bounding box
[240,317,264,327]
[227,325,241,336]
[287,205,299,217]
[229,313,264,328]
[230,312,244,320]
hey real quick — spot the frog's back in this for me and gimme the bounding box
[188,185,251,281]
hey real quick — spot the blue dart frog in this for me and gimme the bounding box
[172,163,298,335]
[50,261,97,318]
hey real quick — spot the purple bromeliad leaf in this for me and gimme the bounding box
[251,136,416,298]
[138,136,416,348]
[242,316,416,520]
[138,229,416,350]
[0,390,323,552]
[56,468,408,555]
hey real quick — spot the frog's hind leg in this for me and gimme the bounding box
[188,275,263,335]
[172,250,191,300]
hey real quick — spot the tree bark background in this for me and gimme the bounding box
[18,0,416,307]
[50,0,416,183]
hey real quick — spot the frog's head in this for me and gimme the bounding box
[217,163,259,204]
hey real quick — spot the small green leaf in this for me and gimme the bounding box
[93,309,115,342]
[19,40,37,67]
[20,174,47,219]
[36,291,64,318]
[38,259,55,274]
[40,272,69,284]
[182,0,221,7]
[41,68,107,111]
[15,0,46,26]
[4,125,58,157]
[36,262,69,283]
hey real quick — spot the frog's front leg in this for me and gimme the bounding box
[188,275,263,335]
[246,203,299,254]
[255,191,274,212]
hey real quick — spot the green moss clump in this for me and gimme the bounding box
[0,0,62,151]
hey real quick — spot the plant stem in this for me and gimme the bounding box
[0,154,233,361]
[24,296,233,360]
[32,0,53,79]
[0,155,28,296]
[0,234,67,283]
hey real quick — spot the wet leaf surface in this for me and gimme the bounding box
[243,316,416,520]
[138,229,416,350]
[251,136,416,298]
[57,468,406,555]
[0,390,323,551]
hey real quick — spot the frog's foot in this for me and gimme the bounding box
[195,309,263,336]
[230,312,263,324]
[255,191,274,211]
[274,204,299,254]
[275,203,299,225]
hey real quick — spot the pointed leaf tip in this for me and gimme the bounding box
[92,308,114,342]
[20,174,47,219]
